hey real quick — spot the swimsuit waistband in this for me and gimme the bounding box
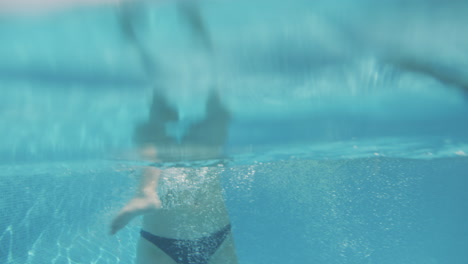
[150,158,230,169]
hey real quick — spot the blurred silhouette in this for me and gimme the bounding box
[385,53,468,93]
[133,88,231,162]
[117,0,213,76]
[111,2,238,264]
[333,15,468,94]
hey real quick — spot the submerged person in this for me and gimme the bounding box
[111,89,237,264]
[111,1,238,264]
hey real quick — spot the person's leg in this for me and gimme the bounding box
[111,167,162,235]
[209,232,239,264]
[136,236,177,264]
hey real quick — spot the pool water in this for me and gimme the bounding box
[1,0,468,263]
[1,158,467,263]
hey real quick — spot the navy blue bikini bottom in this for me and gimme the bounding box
[140,224,231,264]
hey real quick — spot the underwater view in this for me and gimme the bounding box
[1,0,468,263]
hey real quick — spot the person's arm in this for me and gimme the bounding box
[386,54,468,92]
[177,1,213,51]
[117,3,159,75]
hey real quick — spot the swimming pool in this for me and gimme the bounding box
[1,0,468,263]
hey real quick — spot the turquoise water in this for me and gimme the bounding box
[1,159,467,263]
[1,0,468,263]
